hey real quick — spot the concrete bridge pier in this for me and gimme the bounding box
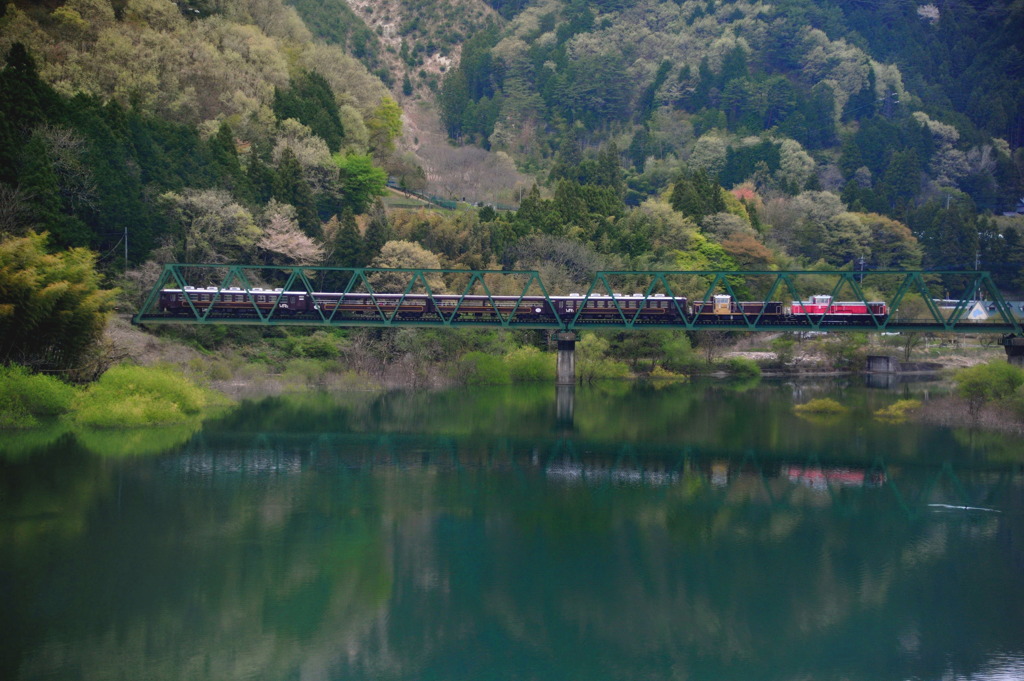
[1002,335,1024,368]
[555,331,577,385]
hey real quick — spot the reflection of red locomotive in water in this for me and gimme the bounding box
[156,288,889,325]
[785,465,886,490]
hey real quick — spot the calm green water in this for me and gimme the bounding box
[2,379,1023,681]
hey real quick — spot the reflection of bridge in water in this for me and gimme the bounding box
[167,431,1022,521]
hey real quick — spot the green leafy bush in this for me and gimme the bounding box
[458,351,511,385]
[0,365,79,429]
[874,399,922,421]
[954,362,1024,404]
[71,364,229,428]
[580,358,631,381]
[649,365,687,381]
[721,357,761,378]
[793,398,847,414]
[505,346,555,382]
[770,335,796,366]
[276,330,348,359]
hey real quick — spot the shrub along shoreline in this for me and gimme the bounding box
[0,363,231,431]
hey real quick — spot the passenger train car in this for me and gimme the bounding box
[156,286,890,325]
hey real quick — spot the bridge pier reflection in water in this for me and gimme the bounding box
[555,384,575,429]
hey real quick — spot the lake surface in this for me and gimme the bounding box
[2,378,1023,681]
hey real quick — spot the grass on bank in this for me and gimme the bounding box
[0,366,78,429]
[71,364,231,428]
[0,363,231,430]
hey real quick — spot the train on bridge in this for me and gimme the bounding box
[157,287,892,325]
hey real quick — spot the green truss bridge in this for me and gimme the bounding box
[135,264,1023,336]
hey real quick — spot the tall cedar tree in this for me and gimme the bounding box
[0,44,62,184]
[334,207,364,266]
[362,199,390,265]
[272,71,345,152]
[207,122,253,202]
[273,148,321,238]
[670,170,726,222]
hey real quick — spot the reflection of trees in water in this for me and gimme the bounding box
[196,381,994,467]
[4,381,1024,680]
[347,465,1022,681]
[9,472,393,681]
[5,452,1022,680]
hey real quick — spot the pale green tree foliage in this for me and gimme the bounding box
[0,232,116,372]
[123,0,185,32]
[776,139,816,190]
[855,212,922,269]
[272,118,336,192]
[0,0,362,136]
[769,190,846,261]
[689,133,729,175]
[215,0,311,43]
[821,212,871,267]
[365,97,403,160]
[954,361,1024,417]
[299,43,390,116]
[336,104,369,152]
[160,189,260,263]
[799,30,870,113]
[368,240,446,293]
[615,199,696,256]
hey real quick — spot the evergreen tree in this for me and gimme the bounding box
[627,126,651,172]
[593,142,624,196]
[272,71,345,152]
[882,148,922,213]
[843,67,877,122]
[670,170,726,222]
[637,60,672,123]
[207,121,252,202]
[362,199,391,264]
[247,156,276,205]
[0,44,61,184]
[333,207,364,267]
[273,148,321,238]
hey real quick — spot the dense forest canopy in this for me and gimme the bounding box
[0,0,399,267]
[435,0,1024,288]
[0,0,1022,308]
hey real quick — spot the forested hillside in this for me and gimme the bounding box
[437,0,1024,287]
[0,0,399,268]
[1,0,1022,303]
